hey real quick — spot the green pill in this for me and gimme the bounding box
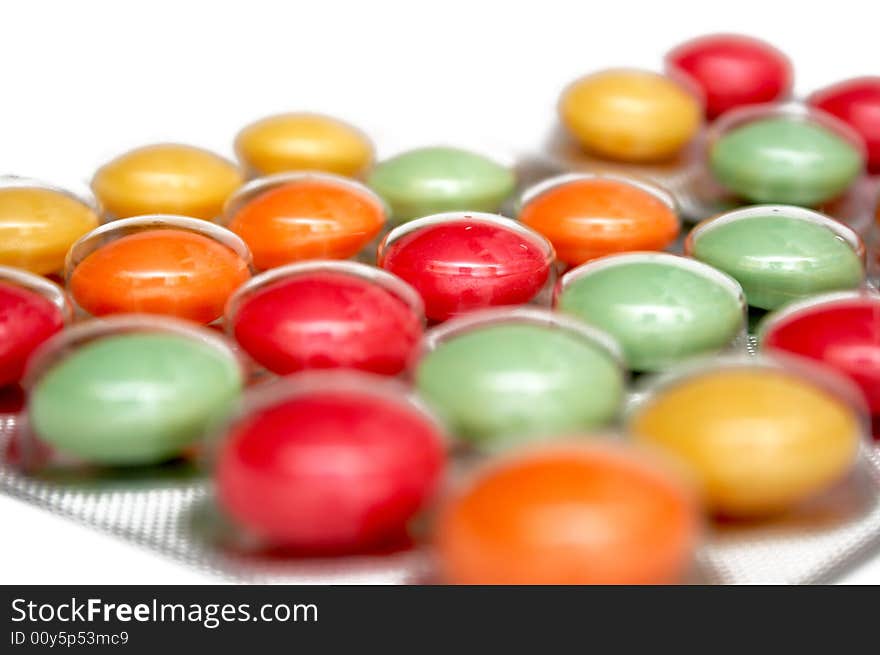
[415,310,624,450]
[556,253,745,371]
[368,147,515,223]
[688,206,864,311]
[709,109,864,206]
[28,326,242,466]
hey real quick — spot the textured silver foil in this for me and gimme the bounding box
[0,418,428,584]
[3,342,880,584]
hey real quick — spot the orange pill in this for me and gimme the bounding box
[225,173,387,270]
[68,217,251,324]
[518,174,680,266]
[436,442,699,585]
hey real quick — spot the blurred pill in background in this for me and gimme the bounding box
[92,144,243,220]
[0,267,71,387]
[759,292,880,438]
[809,78,880,174]
[66,216,251,324]
[628,357,864,518]
[226,261,423,376]
[414,308,624,450]
[25,316,243,467]
[234,112,374,179]
[708,103,865,206]
[686,205,864,310]
[555,253,745,372]
[436,442,699,584]
[518,173,679,267]
[378,212,552,322]
[559,69,702,163]
[367,147,515,223]
[0,177,100,275]
[224,173,387,270]
[214,372,446,553]
[665,34,793,120]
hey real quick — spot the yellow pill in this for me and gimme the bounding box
[559,69,702,163]
[629,365,860,518]
[234,113,374,178]
[0,183,100,275]
[92,144,243,220]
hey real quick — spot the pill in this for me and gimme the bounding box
[708,103,865,206]
[227,261,423,376]
[67,216,252,324]
[0,178,100,275]
[235,112,374,178]
[215,373,446,551]
[809,78,880,174]
[629,359,863,517]
[759,292,880,435]
[556,253,745,371]
[518,174,679,267]
[415,308,624,449]
[224,173,386,270]
[0,267,70,387]
[559,69,702,162]
[367,147,515,223]
[26,316,243,466]
[378,212,553,322]
[92,144,243,220]
[436,442,699,584]
[666,34,792,119]
[686,205,863,310]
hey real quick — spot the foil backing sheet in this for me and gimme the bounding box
[4,344,880,585]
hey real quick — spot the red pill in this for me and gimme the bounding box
[227,262,424,376]
[0,268,69,387]
[761,292,880,423]
[377,212,553,322]
[809,78,880,174]
[666,34,792,119]
[215,374,446,551]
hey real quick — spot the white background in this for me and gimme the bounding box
[2,0,879,583]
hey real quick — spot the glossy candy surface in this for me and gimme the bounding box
[559,69,702,162]
[809,78,880,174]
[436,443,699,584]
[68,220,251,324]
[92,144,243,219]
[378,213,552,322]
[228,263,423,376]
[235,113,373,177]
[28,326,243,466]
[215,375,446,551]
[0,184,99,275]
[709,110,864,206]
[518,175,679,266]
[0,276,67,386]
[760,294,880,416]
[666,34,792,119]
[556,254,744,371]
[226,175,386,270]
[688,208,863,310]
[630,362,862,517]
[415,311,624,448]
[367,147,515,223]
